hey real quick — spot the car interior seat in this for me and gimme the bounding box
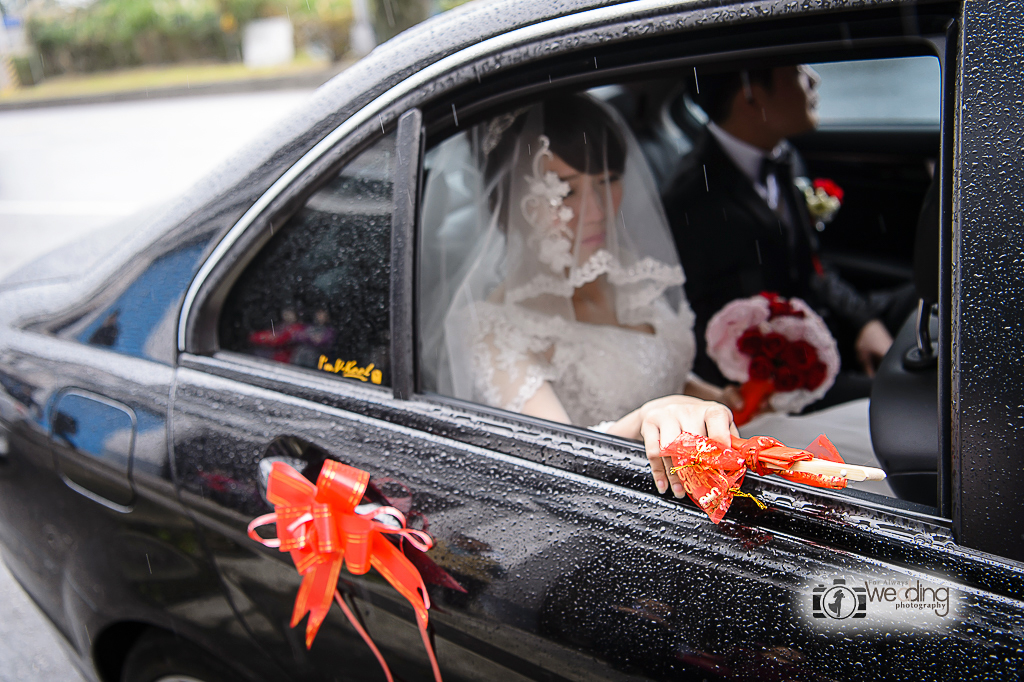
[602,81,703,193]
[868,178,940,507]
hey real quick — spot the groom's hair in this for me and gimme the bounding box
[693,67,775,123]
[543,95,626,176]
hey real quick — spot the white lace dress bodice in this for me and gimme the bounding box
[467,297,696,427]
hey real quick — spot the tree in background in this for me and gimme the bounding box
[24,0,355,76]
[369,0,424,44]
[17,0,470,79]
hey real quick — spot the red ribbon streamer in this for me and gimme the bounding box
[664,432,848,523]
[733,378,774,426]
[248,460,442,682]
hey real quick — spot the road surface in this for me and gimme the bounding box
[1,89,313,280]
[0,88,314,681]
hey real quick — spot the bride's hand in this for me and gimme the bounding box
[630,396,738,498]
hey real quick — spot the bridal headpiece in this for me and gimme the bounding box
[520,135,575,271]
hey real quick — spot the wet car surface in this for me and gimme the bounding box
[1,1,1023,681]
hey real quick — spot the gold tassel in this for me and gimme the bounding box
[729,488,767,510]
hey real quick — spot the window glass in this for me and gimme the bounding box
[811,56,941,128]
[220,133,396,386]
[419,53,942,509]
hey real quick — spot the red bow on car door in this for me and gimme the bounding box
[248,460,442,682]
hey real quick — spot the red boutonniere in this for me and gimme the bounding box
[796,177,843,230]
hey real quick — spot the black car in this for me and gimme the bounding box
[1,1,1022,680]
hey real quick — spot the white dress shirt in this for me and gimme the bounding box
[706,121,789,215]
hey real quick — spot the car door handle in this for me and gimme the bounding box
[50,389,136,510]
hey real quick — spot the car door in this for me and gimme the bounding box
[167,105,659,679]
[0,235,280,680]
[171,124,412,681]
[172,3,1024,682]
[169,109,682,681]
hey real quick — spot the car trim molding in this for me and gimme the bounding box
[177,0,706,351]
[391,108,423,399]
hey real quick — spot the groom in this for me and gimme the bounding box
[662,65,895,396]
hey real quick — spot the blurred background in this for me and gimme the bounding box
[0,0,467,96]
[0,0,472,282]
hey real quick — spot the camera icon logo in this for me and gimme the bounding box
[813,578,867,619]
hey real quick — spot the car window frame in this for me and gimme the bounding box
[392,109,423,400]
[936,17,956,528]
[409,18,958,526]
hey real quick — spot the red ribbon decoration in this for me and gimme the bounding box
[733,379,775,427]
[663,432,848,523]
[248,460,442,682]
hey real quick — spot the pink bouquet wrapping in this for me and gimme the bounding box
[706,292,840,425]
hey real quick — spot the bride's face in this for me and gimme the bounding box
[547,152,624,264]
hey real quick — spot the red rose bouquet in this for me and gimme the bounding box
[706,292,839,425]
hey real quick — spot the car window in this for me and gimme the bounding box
[418,52,943,511]
[219,133,396,387]
[811,56,941,129]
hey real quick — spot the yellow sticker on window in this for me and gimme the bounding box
[318,355,383,384]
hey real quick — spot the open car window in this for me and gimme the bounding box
[418,51,944,513]
[812,56,941,129]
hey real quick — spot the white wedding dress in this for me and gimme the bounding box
[425,96,699,428]
[467,296,696,427]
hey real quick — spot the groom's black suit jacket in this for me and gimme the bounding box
[662,132,875,385]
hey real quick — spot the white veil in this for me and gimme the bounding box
[420,94,694,420]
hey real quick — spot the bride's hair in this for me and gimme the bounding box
[483,95,627,221]
[542,94,626,175]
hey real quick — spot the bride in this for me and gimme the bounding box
[420,94,738,498]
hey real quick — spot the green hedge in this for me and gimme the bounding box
[26,0,354,76]
[23,0,475,77]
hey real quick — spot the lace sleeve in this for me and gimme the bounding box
[473,330,555,413]
[467,303,559,413]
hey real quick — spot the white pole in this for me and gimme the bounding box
[349,0,376,57]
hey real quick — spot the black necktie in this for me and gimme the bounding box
[759,152,807,284]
